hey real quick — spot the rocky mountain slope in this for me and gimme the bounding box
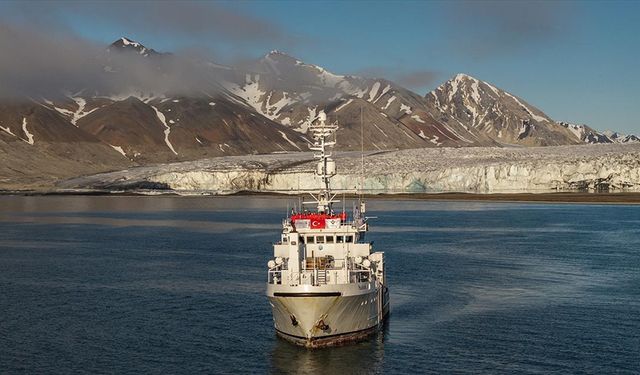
[1,37,638,189]
[426,74,582,146]
[223,50,489,150]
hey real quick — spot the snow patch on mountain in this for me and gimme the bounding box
[70,97,99,126]
[503,92,547,123]
[53,106,74,117]
[21,117,34,145]
[278,131,301,150]
[335,98,353,112]
[225,75,298,121]
[109,144,127,157]
[470,78,481,103]
[226,75,266,115]
[485,82,501,97]
[313,65,345,88]
[563,122,584,139]
[295,107,320,133]
[382,96,396,110]
[0,124,15,136]
[265,92,296,119]
[150,105,178,155]
[368,82,381,102]
[372,123,388,137]
[120,37,140,48]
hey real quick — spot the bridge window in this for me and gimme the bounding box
[346,235,354,243]
[336,236,344,243]
[306,236,315,244]
[326,236,334,244]
[316,236,325,244]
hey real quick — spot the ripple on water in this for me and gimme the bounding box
[0,197,639,374]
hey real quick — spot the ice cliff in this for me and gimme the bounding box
[61,144,640,194]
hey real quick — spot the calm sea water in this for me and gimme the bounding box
[0,196,638,374]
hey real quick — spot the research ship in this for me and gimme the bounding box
[266,114,389,348]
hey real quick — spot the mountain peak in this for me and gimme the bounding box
[263,49,302,64]
[111,37,142,48]
[119,37,141,47]
[452,73,479,82]
[109,37,157,57]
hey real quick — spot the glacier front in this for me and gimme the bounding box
[60,144,640,194]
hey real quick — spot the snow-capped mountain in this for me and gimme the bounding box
[1,37,638,189]
[557,122,612,144]
[557,122,640,144]
[224,51,495,149]
[603,130,640,144]
[108,37,162,57]
[426,74,582,146]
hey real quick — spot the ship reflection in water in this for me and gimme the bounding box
[270,329,386,374]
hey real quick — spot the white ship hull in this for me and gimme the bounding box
[267,282,389,348]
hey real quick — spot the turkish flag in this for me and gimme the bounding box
[310,218,325,229]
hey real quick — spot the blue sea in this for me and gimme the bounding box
[1,196,639,374]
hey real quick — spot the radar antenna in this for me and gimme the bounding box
[305,112,339,213]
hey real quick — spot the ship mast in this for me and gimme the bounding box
[306,112,339,213]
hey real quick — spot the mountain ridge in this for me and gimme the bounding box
[0,37,637,188]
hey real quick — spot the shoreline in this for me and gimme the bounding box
[384,192,640,204]
[2,189,640,204]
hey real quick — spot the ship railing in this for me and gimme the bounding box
[349,269,371,283]
[268,270,282,284]
[298,265,342,286]
[295,268,329,286]
[295,259,373,285]
[281,258,372,286]
[346,259,372,283]
[267,264,286,284]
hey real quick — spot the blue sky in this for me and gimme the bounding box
[2,0,639,133]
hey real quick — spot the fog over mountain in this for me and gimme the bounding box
[0,32,637,190]
[0,25,233,99]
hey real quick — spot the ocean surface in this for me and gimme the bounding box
[0,196,639,374]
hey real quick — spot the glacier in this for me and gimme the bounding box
[59,144,640,194]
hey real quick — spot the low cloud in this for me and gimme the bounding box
[357,67,440,91]
[2,0,289,46]
[393,71,439,90]
[0,23,229,99]
[442,0,575,57]
[0,1,293,99]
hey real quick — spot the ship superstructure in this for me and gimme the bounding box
[266,113,389,348]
